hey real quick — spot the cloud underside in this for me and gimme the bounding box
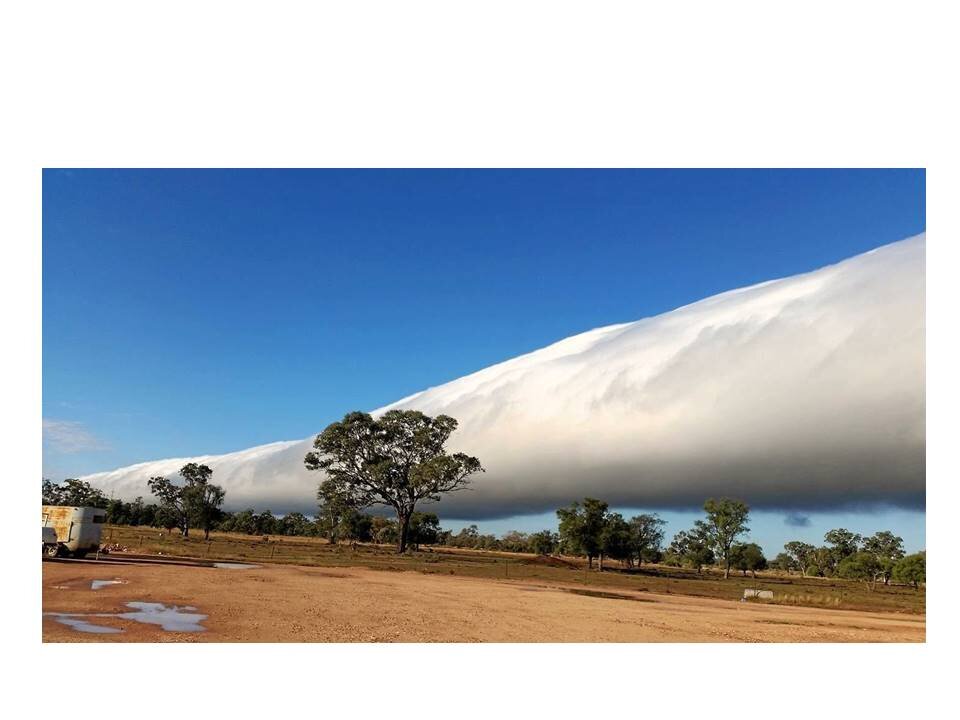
[82,235,926,519]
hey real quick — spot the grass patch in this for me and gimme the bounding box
[99,525,925,615]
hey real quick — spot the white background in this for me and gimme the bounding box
[2,2,956,718]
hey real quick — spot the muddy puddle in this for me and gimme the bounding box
[117,602,207,631]
[45,614,123,634]
[44,602,208,634]
[91,579,126,590]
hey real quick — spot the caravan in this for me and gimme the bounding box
[42,505,107,558]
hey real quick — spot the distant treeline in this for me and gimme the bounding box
[42,477,924,589]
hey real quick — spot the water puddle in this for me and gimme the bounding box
[45,613,123,634]
[213,562,258,570]
[116,602,207,631]
[91,580,125,590]
[44,602,208,634]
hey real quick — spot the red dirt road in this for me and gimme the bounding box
[42,560,925,642]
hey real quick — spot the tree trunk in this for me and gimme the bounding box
[598,553,604,572]
[397,511,412,553]
[204,527,210,541]
[588,555,593,569]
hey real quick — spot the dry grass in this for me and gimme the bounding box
[99,524,925,615]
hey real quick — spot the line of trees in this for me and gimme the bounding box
[41,475,927,588]
[554,496,753,577]
[771,529,925,589]
[556,498,667,570]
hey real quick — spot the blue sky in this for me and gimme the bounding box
[42,169,926,553]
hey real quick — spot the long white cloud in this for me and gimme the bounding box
[83,235,926,517]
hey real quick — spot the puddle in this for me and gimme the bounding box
[116,602,207,631]
[45,613,123,634]
[565,588,653,602]
[213,562,259,570]
[44,602,208,634]
[91,580,125,590]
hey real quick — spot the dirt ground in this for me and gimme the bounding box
[42,558,925,642]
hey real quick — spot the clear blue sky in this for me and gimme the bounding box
[42,169,926,552]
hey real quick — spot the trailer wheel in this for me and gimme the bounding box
[45,543,63,558]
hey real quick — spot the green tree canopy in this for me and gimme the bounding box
[528,530,559,556]
[702,498,750,579]
[824,528,862,567]
[892,552,925,589]
[599,513,633,568]
[729,542,767,577]
[861,531,905,585]
[837,550,884,590]
[557,497,609,569]
[628,513,666,566]
[147,463,225,539]
[667,526,715,573]
[305,411,483,553]
[784,541,816,576]
[42,478,109,508]
[770,552,798,572]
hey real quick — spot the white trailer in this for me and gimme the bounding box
[42,505,107,558]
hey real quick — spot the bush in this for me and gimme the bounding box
[892,552,925,588]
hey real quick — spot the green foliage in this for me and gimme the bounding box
[499,530,530,553]
[892,552,925,588]
[42,478,109,508]
[305,410,482,552]
[861,531,905,584]
[701,498,750,578]
[668,526,715,573]
[729,542,767,576]
[660,550,682,567]
[628,513,666,566]
[809,547,835,577]
[824,528,862,568]
[600,513,633,565]
[447,524,480,548]
[337,509,373,541]
[557,498,609,568]
[317,479,352,543]
[276,512,319,537]
[784,541,816,575]
[147,463,226,539]
[528,530,559,556]
[770,552,797,572]
[837,550,884,589]
[371,515,399,545]
[409,512,442,548]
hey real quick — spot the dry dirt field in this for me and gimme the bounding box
[42,557,925,642]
